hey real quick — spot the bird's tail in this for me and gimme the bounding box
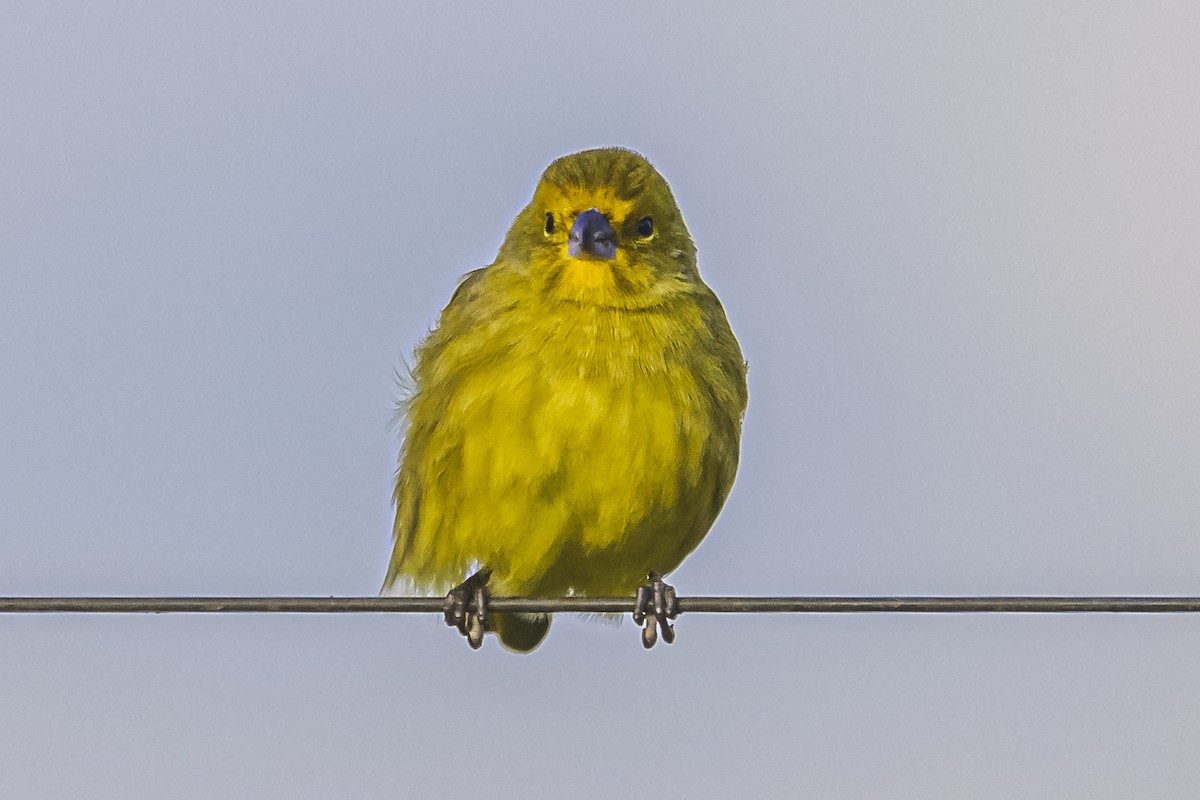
[490,612,551,653]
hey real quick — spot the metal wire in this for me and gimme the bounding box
[3,596,1200,614]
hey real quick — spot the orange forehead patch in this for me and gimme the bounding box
[544,186,637,226]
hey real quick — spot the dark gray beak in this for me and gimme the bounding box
[568,208,617,259]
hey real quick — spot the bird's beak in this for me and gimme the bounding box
[568,208,617,260]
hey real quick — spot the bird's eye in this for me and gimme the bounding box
[636,216,654,238]
[544,213,555,235]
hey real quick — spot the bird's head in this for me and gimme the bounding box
[498,148,699,310]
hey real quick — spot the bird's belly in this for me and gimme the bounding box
[444,361,717,594]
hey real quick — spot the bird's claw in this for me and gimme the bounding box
[633,573,679,649]
[443,571,490,650]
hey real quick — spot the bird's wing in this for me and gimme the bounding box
[384,266,491,591]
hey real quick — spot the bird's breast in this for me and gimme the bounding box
[399,293,743,594]
[447,303,719,518]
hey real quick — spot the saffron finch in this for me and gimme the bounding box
[384,148,747,652]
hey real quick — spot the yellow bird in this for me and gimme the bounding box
[384,147,747,652]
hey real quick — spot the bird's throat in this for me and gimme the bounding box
[555,258,618,298]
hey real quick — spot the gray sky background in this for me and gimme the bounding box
[3,3,1199,798]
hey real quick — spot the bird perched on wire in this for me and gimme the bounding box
[383,147,747,652]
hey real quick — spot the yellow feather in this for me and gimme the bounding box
[385,148,747,651]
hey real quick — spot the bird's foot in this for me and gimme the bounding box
[633,573,679,649]
[443,570,490,650]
